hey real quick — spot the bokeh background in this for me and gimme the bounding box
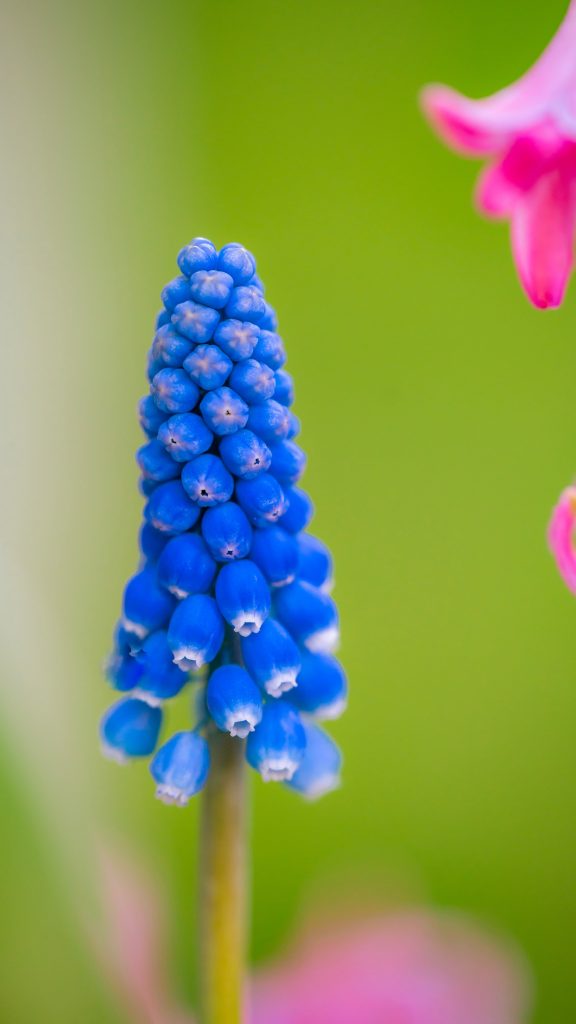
[1,1,575,1020]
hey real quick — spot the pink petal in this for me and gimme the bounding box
[510,168,576,308]
[422,4,576,154]
[475,135,563,218]
[252,911,530,1024]
[548,487,576,592]
[95,847,195,1024]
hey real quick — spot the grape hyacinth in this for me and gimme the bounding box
[101,238,345,807]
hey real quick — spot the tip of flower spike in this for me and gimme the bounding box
[265,671,298,699]
[154,784,191,807]
[260,757,300,782]
[304,626,340,655]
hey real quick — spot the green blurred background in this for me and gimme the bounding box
[1,0,575,1020]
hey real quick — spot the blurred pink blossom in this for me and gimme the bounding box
[421,3,576,309]
[548,485,576,592]
[99,854,530,1024]
[252,911,529,1024]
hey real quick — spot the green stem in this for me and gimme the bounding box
[199,728,248,1024]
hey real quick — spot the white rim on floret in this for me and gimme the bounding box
[301,771,340,801]
[259,757,300,782]
[101,743,128,766]
[315,695,347,720]
[155,784,190,807]
[173,648,205,671]
[232,611,265,638]
[225,707,260,739]
[264,670,298,698]
[132,688,163,708]
[120,617,148,640]
[304,625,340,654]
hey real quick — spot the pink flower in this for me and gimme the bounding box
[548,485,576,591]
[421,3,576,309]
[252,911,530,1024]
[97,853,530,1024]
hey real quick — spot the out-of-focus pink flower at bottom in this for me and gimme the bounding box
[252,911,530,1024]
[98,851,530,1024]
[548,486,576,592]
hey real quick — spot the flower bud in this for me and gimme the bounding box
[279,486,314,533]
[241,618,300,697]
[184,343,232,390]
[172,300,220,343]
[270,440,306,486]
[246,399,290,443]
[275,580,339,653]
[151,324,193,366]
[286,722,341,799]
[122,567,175,639]
[219,429,272,480]
[296,534,334,591]
[215,559,271,637]
[161,276,192,312]
[206,664,263,738]
[137,440,180,482]
[177,238,218,276]
[253,330,286,370]
[290,652,347,719]
[152,368,199,414]
[158,413,214,462]
[246,701,306,781]
[145,480,201,534]
[214,319,259,361]
[236,474,286,527]
[190,269,234,310]
[217,243,256,285]
[181,454,234,507]
[250,525,298,587]
[100,697,162,763]
[167,594,225,671]
[273,369,294,406]
[200,386,249,435]
[157,533,217,598]
[225,285,266,324]
[229,358,275,404]
[150,731,210,805]
[133,630,189,704]
[201,502,253,562]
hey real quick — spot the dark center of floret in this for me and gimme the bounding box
[225,408,231,416]
[200,488,208,497]
[254,458,260,465]
[170,437,177,444]
[226,548,234,556]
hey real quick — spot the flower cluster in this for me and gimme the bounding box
[101,239,346,805]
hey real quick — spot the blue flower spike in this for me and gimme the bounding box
[101,237,344,803]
